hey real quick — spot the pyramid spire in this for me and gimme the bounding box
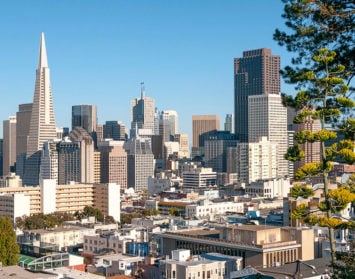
[27,32,56,158]
[37,32,48,69]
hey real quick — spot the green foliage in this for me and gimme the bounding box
[291,204,308,220]
[16,212,76,230]
[294,162,329,180]
[274,0,355,86]
[0,216,20,266]
[169,207,180,216]
[290,184,315,199]
[328,187,355,212]
[285,145,305,161]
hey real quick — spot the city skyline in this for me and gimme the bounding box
[0,1,297,139]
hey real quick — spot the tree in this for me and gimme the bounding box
[274,0,355,88]
[82,206,104,222]
[0,216,20,266]
[284,48,355,270]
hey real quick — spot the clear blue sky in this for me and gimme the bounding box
[0,1,297,139]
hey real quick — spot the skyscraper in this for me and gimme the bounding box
[72,105,97,134]
[204,131,237,173]
[126,137,154,192]
[248,94,288,177]
[234,48,280,142]
[130,83,155,135]
[98,140,127,190]
[26,33,57,157]
[24,33,57,186]
[16,103,32,157]
[161,110,179,135]
[224,114,234,134]
[0,139,3,177]
[3,116,16,175]
[192,115,220,157]
[103,120,126,141]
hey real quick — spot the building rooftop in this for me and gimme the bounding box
[0,265,103,279]
[259,258,332,278]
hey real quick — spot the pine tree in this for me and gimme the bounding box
[284,48,355,271]
[274,0,355,88]
[0,216,20,266]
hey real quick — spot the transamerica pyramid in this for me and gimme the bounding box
[26,32,57,158]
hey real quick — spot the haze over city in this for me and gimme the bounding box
[0,1,296,138]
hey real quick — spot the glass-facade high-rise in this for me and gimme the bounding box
[72,105,97,134]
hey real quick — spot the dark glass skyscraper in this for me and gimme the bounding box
[234,48,280,142]
[72,105,97,134]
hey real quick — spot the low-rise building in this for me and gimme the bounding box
[0,193,30,223]
[156,224,314,268]
[159,249,243,279]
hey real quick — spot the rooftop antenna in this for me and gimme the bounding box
[140,82,145,99]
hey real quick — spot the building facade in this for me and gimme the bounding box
[3,116,17,175]
[234,48,280,142]
[248,94,288,177]
[71,105,97,134]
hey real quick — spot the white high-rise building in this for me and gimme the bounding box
[26,33,57,157]
[248,94,288,177]
[24,33,57,186]
[231,137,278,184]
[161,110,179,135]
[126,137,154,192]
[40,140,59,183]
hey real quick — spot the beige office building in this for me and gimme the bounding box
[16,103,32,157]
[158,224,314,268]
[98,140,127,190]
[0,182,120,221]
[192,115,220,156]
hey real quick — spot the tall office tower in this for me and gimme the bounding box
[248,94,288,177]
[39,140,58,183]
[57,140,80,184]
[71,105,97,134]
[224,114,234,134]
[130,83,155,135]
[234,48,280,142]
[159,117,172,143]
[161,110,179,135]
[229,137,278,184]
[154,108,160,135]
[57,127,95,184]
[56,127,69,140]
[16,103,32,157]
[26,33,57,157]
[204,131,237,173]
[126,137,154,192]
[24,33,57,185]
[93,151,101,184]
[69,127,95,183]
[192,115,220,157]
[103,121,126,141]
[0,139,3,177]
[3,116,17,175]
[96,124,103,143]
[294,116,321,173]
[98,140,127,190]
[173,133,190,159]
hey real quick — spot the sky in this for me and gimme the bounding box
[0,1,298,139]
